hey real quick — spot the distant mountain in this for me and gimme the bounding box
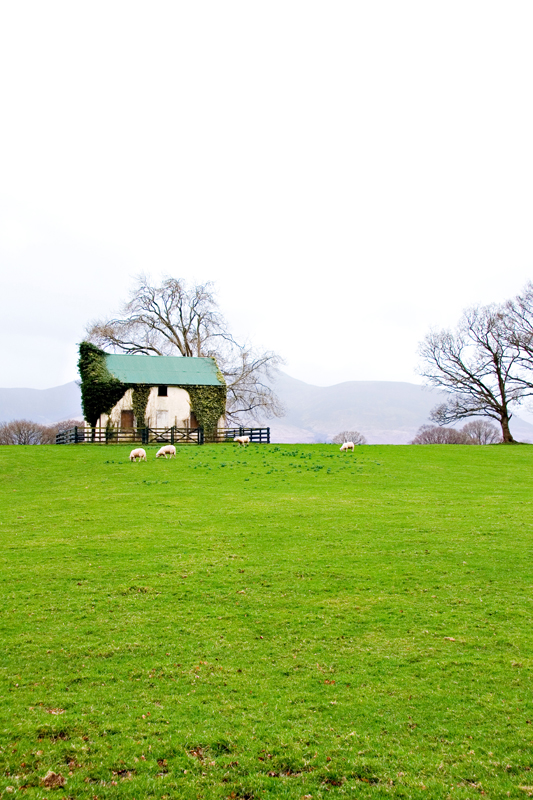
[0,382,83,425]
[262,371,533,444]
[1,373,532,444]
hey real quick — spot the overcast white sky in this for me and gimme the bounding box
[1,1,532,389]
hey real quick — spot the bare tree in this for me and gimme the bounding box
[461,419,501,445]
[0,420,48,444]
[86,275,284,423]
[504,281,533,389]
[332,430,367,445]
[216,343,284,421]
[410,425,470,444]
[87,277,225,357]
[418,304,528,443]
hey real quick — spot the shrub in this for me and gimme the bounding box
[0,419,83,445]
[461,419,501,444]
[0,420,48,445]
[410,425,469,445]
[332,430,367,445]
[411,420,503,445]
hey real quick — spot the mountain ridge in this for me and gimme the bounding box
[0,382,84,426]
[1,373,532,444]
[261,371,533,444]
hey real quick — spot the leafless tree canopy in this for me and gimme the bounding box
[87,277,226,357]
[0,418,80,444]
[418,304,529,443]
[410,420,501,445]
[332,430,367,445]
[504,281,533,383]
[86,275,284,423]
[0,420,46,444]
[410,425,470,445]
[461,419,501,445]
[216,343,284,422]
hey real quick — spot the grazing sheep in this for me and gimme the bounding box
[234,435,250,446]
[156,444,176,459]
[129,448,147,461]
[340,441,355,452]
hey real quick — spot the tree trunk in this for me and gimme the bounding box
[500,414,515,443]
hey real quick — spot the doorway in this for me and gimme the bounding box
[121,410,134,428]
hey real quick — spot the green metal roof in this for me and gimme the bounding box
[105,354,225,386]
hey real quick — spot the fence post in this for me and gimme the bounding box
[199,427,204,445]
[171,426,175,444]
[74,426,78,443]
[267,427,270,444]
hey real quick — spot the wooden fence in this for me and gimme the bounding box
[55,425,270,445]
[214,426,271,443]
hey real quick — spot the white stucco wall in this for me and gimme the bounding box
[96,388,134,428]
[95,386,192,428]
[144,386,191,428]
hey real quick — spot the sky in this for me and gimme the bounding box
[1,1,533,390]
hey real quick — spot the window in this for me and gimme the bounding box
[158,386,168,396]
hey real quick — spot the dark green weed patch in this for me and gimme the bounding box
[0,443,532,798]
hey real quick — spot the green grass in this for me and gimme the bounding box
[0,442,532,799]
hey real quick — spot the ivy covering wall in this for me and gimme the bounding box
[188,385,227,437]
[78,342,227,430]
[131,385,151,428]
[78,342,128,427]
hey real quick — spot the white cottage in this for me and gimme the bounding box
[91,353,226,430]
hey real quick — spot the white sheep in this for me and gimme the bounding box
[234,435,250,446]
[340,441,355,452]
[129,448,147,461]
[156,444,176,458]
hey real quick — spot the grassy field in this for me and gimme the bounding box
[0,442,532,799]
